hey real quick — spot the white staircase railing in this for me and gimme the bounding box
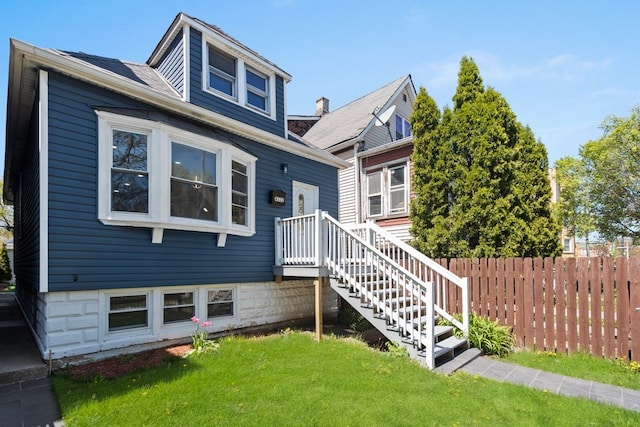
[347,221,469,336]
[274,210,468,369]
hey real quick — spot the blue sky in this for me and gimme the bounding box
[1,0,639,172]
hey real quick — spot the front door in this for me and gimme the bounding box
[292,181,319,216]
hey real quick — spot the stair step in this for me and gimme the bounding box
[433,335,468,359]
[434,347,482,375]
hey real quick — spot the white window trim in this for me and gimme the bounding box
[201,286,237,322]
[162,289,197,325]
[366,171,383,218]
[395,114,411,140]
[97,111,257,244]
[202,39,276,120]
[101,291,152,340]
[364,159,410,219]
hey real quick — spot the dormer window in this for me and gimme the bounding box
[208,46,237,98]
[246,67,268,112]
[203,41,275,119]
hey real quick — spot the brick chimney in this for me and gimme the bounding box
[315,97,329,116]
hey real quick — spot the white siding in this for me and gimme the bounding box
[338,158,356,224]
[383,223,413,242]
[34,280,338,360]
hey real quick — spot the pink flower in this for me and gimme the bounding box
[191,316,200,323]
[201,321,212,328]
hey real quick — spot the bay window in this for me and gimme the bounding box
[97,111,256,244]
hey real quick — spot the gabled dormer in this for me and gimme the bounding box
[148,13,291,138]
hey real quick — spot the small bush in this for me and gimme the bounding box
[0,243,11,282]
[338,304,371,332]
[441,313,515,357]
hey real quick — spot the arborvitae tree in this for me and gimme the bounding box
[0,243,12,282]
[410,57,562,258]
[409,87,444,254]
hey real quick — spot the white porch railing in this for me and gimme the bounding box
[347,221,469,336]
[275,210,469,369]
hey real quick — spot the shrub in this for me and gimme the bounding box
[0,243,11,282]
[441,313,515,357]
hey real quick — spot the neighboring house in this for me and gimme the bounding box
[548,168,576,257]
[3,13,347,360]
[293,76,417,241]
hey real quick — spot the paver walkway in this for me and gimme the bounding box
[461,355,640,412]
[0,292,61,426]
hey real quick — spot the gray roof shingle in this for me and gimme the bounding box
[302,75,411,150]
[58,50,179,97]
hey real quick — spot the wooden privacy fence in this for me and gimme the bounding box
[434,257,640,361]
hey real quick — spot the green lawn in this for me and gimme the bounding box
[54,331,640,426]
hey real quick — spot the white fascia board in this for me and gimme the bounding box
[12,39,347,169]
[357,136,413,158]
[181,15,292,82]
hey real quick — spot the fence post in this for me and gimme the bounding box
[274,217,282,266]
[462,277,469,336]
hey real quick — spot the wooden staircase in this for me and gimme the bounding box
[275,211,478,371]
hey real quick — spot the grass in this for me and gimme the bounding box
[53,331,640,426]
[505,350,640,391]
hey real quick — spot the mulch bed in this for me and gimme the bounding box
[59,344,192,381]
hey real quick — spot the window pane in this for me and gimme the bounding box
[209,47,236,76]
[164,306,195,324]
[112,131,147,171]
[232,161,247,175]
[172,143,216,185]
[247,91,267,111]
[369,195,382,216]
[232,170,248,194]
[367,173,381,194]
[171,180,217,221]
[246,69,266,92]
[404,120,411,137]
[390,189,406,212]
[164,292,194,307]
[208,289,233,303]
[390,167,405,187]
[232,193,248,207]
[208,302,233,318]
[110,295,146,311]
[395,115,403,140]
[109,311,148,331]
[210,74,234,96]
[111,171,148,213]
[232,205,246,225]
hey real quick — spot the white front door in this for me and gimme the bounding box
[292,181,319,216]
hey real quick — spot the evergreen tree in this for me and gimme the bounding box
[409,88,454,256]
[0,243,12,282]
[410,57,561,258]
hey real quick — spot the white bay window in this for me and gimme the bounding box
[97,111,256,245]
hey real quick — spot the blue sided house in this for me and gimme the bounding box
[3,13,347,360]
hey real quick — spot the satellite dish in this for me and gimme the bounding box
[374,104,396,126]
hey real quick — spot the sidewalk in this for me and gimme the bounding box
[460,354,640,412]
[0,292,62,427]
